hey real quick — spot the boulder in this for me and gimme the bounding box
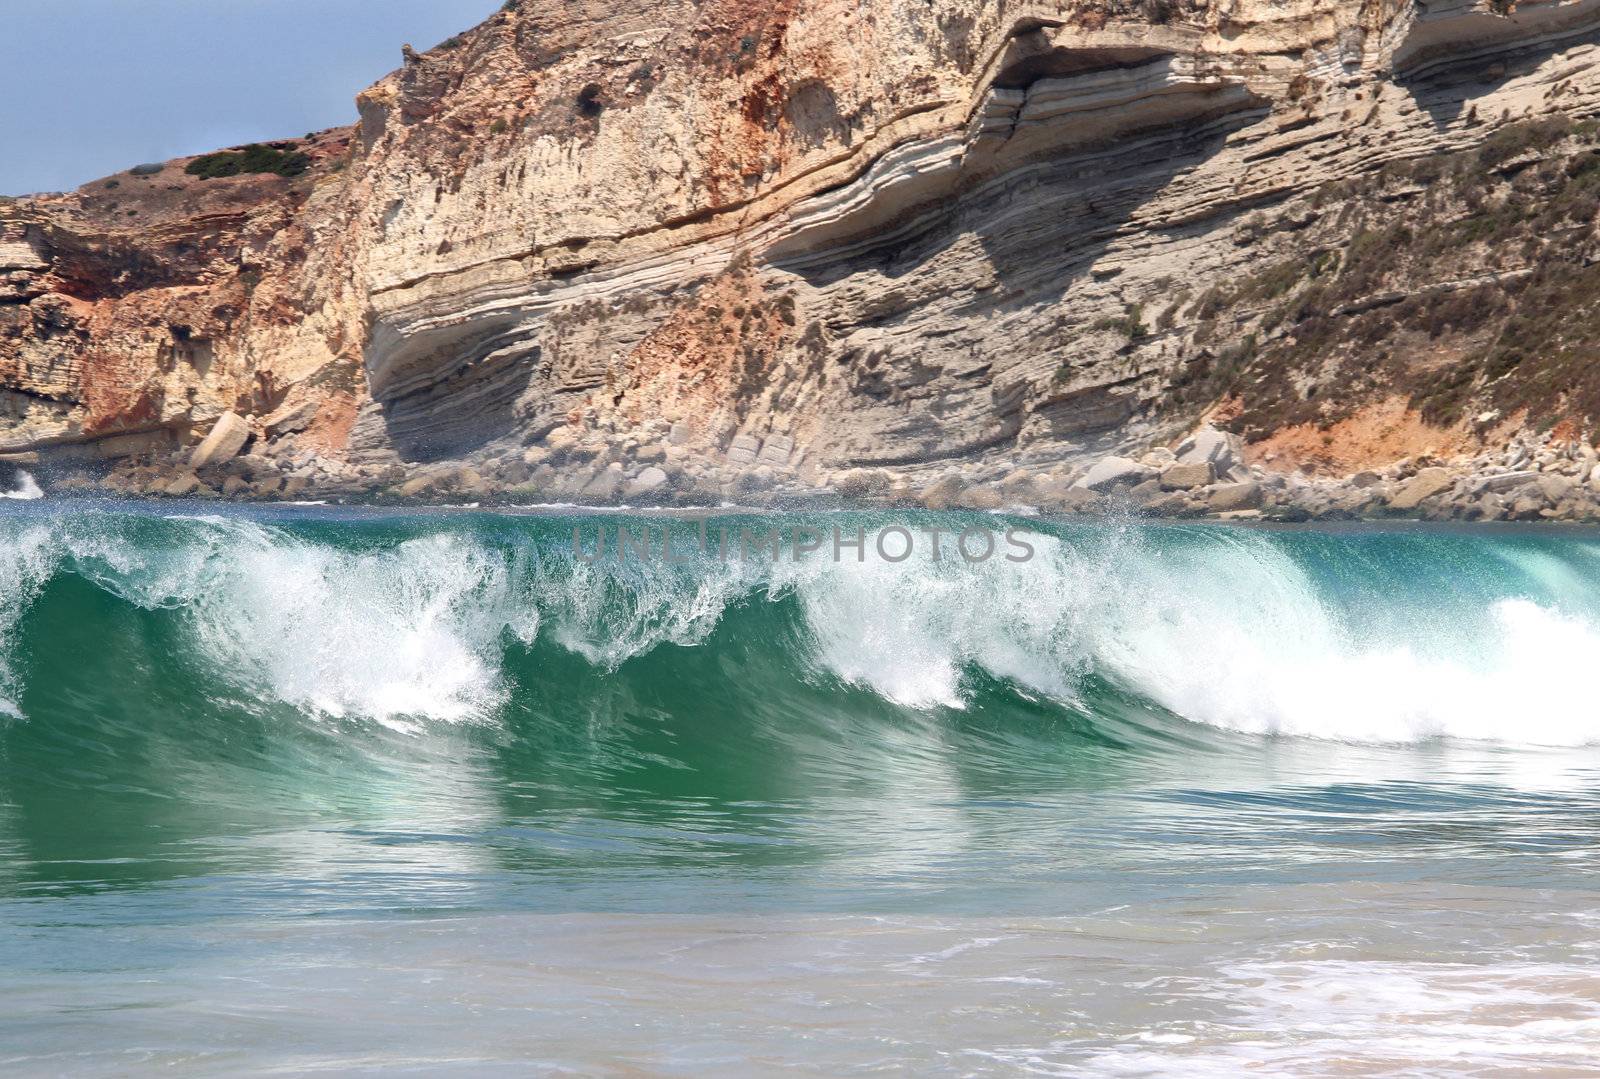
[190,412,252,470]
[956,484,1003,510]
[163,473,202,497]
[1265,502,1311,523]
[452,467,490,498]
[998,469,1040,502]
[221,475,250,498]
[1334,486,1384,515]
[625,466,669,499]
[726,433,760,465]
[1159,461,1214,491]
[756,434,795,467]
[1074,456,1148,492]
[263,400,318,439]
[1509,494,1545,521]
[1025,475,1072,507]
[1177,426,1238,473]
[1387,467,1454,510]
[1130,477,1165,504]
[233,453,272,478]
[498,457,533,486]
[397,474,436,498]
[1476,469,1540,494]
[98,471,135,494]
[1472,494,1506,522]
[1057,487,1105,512]
[921,473,965,511]
[1143,491,1200,517]
[886,479,917,504]
[834,468,893,498]
[582,463,625,501]
[1207,481,1263,513]
[1538,474,1575,503]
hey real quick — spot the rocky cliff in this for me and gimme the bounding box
[8,0,1600,517]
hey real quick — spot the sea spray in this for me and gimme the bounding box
[0,470,43,501]
[0,524,54,718]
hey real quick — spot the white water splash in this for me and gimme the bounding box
[1085,535,1600,745]
[47,517,540,730]
[0,526,55,718]
[189,530,538,728]
[783,524,1600,746]
[0,471,43,501]
[775,529,1104,709]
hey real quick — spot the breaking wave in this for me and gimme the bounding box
[3,503,1600,746]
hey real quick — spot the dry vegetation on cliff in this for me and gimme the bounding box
[1168,114,1600,443]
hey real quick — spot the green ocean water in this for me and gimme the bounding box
[2,500,1600,1074]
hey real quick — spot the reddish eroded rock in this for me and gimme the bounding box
[0,127,350,456]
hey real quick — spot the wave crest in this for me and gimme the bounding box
[2,509,1600,746]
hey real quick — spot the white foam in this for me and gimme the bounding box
[0,524,56,718]
[0,471,43,501]
[532,542,755,668]
[777,530,1102,709]
[1073,958,1600,1076]
[0,515,761,727]
[66,518,540,730]
[1090,536,1600,745]
[48,517,761,727]
[192,531,535,728]
[782,524,1600,745]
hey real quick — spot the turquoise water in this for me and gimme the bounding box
[2,502,1600,1074]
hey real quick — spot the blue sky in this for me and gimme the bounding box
[0,0,500,194]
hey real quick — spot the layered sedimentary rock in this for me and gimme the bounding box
[7,0,1600,505]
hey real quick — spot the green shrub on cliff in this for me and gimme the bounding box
[185,144,310,181]
[1092,302,1149,340]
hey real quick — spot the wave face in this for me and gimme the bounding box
[4,504,1600,745]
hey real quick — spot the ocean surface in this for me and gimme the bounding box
[2,499,1599,1075]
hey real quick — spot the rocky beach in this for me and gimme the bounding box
[8,414,1600,526]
